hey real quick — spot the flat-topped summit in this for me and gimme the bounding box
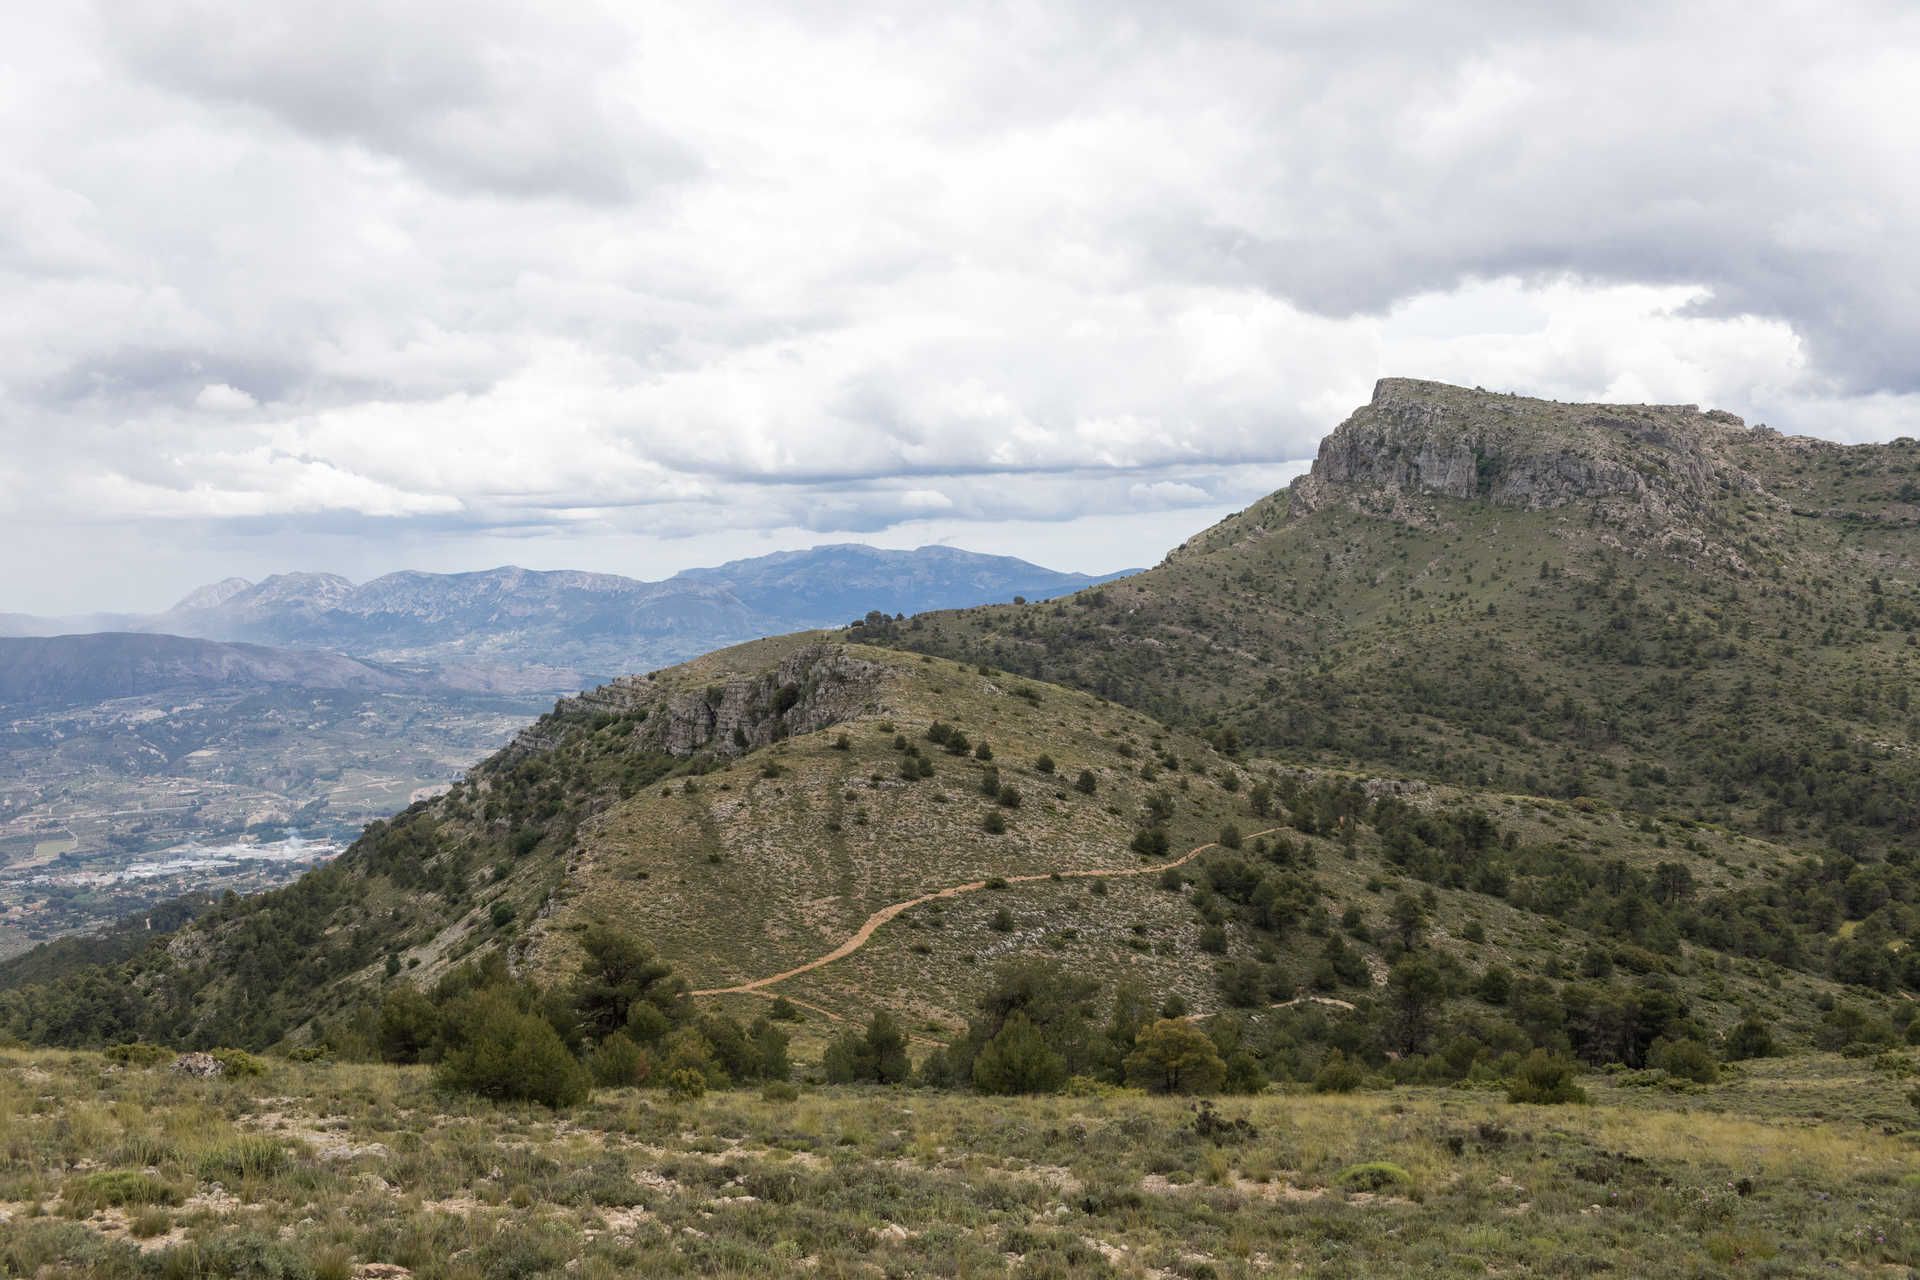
[1291,377,1772,520]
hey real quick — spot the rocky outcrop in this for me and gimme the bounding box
[1292,378,1767,519]
[1282,379,1793,570]
[511,643,891,761]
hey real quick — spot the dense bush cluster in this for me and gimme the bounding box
[368,926,790,1108]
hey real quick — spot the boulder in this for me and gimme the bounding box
[171,1051,224,1078]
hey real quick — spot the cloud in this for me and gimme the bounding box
[2,0,1918,612]
[194,382,257,412]
[102,0,696,204]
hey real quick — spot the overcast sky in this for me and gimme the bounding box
[5,2,1918,612]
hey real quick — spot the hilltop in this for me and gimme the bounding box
[873,379,1920,856]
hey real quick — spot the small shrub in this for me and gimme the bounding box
[436,991,591,1108]
[1336,1162,1413,1193]
[196,1136,290,1182]
[1073,770,1097,794]
[1724,1016,1774,1061]
[666,1068,707,1101]
[1034,754,1056,775]
[64,1171,181,1211]
[762,1080,800,1102]
[209,1048,266,1079]
[1313,1050,1364,1094]
[1190,1100,1258,1142]
[971,1013,1068,1095]
[103,1043,172,1068]
[588,1033,651,1088]
[1133,827,1170,858]
[1507,1050,1588,1105]
[130,1207,172,1239]
[1651,1037,1719,1084]
[982,810,1007,835]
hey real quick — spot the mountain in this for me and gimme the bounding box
[4,378,1914,1088]
[672,543,1126,621]
[132,545,1133,677]
[0,632,435,707]
[873,378,1920,855]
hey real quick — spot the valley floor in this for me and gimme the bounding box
[1,1049,1916,1278]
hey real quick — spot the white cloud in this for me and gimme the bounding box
[899,489,954,511]
[1,1,1918,612]
[194,382,258,412]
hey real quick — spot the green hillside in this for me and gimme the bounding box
[3,379,1916,1087]
[4,380,1919,1278]
[873,382,1920,846]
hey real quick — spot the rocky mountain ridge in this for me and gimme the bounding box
[0,545,1131,681]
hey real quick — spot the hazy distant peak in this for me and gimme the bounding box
[171,576,254,612]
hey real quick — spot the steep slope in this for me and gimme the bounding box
[0,638,1252,1045]
[874,379,1920,855]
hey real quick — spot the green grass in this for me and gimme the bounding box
[1,1047,1914,1277]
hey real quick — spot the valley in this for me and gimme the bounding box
[0,545,1115,955]
[0,685,545,957]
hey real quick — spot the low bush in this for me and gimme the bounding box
[102,1043,172,1068]
[1507,1050,1588,1104]
[435,991,591,1108]
[1336,1161,1413,1193]
[209,1048,267,1079]
[196,1136,290,1182]
[63,1170,181,1211]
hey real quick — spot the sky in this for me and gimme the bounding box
[4,2,1919,613]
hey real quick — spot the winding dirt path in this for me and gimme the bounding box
[691,826,1289,998]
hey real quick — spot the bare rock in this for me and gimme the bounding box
[171,1052,224,1078]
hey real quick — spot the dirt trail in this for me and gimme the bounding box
[691,826,1288,998]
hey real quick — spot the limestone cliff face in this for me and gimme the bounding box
[1291,378,1767,517]
[1269,379,1799,569]
[511,642,890,760]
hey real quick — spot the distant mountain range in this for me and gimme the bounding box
[0,545,1134,686]
[0,633,433,707]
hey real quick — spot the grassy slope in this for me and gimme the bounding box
[2,1047,1915,1278]
[4,631,1907,1057]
